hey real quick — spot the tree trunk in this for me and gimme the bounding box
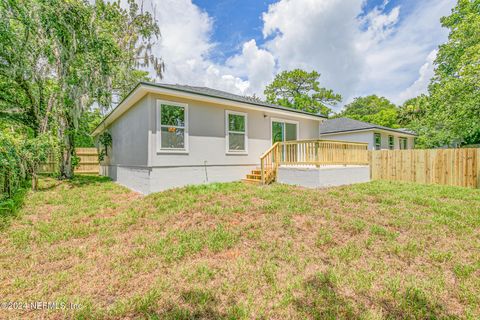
[59,119,75,179]
[31,172,38,191]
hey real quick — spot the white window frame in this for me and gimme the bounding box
[399,137,408,150]
[156,99,189,153]
[225,110,248,155]
[270,118,300,145]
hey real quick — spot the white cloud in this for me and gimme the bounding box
[397,49,437,102]
[145,0,243,94]
[146,0,275,97]
[143,0,455,108]
[226,40,276,95]
[262,0,365,99]
[360,5,400,45]
[357,0,454,104]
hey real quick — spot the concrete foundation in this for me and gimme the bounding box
[277,165,370,188]
[101,164,256,194]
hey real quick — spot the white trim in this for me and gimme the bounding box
[225,110,248,155]
[92,84,324,136]
[270,117,300,145]
[156,99,189,154]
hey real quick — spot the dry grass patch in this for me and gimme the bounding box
[0,176,479,319]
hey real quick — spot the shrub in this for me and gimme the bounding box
[1,129,57,200]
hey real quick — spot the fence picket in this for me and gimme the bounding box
[370,148,479,189]
[39,148,99,174]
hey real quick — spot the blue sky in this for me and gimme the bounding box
[192,0,278,62]
[149,0,456,109]
[193,0,410,62]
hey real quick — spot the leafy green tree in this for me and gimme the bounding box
[0,0,164,179]
[75,107,104,148]
[264,69,342,116]
[418,0,480,147]
[336,95,400,128]
[398,95,429,127]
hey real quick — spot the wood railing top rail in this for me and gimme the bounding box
[260,142,280,160]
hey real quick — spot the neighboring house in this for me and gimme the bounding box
[319,118,416,150]
[92,82,326,194]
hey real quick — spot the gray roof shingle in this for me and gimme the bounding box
[140,82,327,118]
[319,118,416,136]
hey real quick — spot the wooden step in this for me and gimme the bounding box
[246,174,261,180]
[242,178,262,185]
[251,170,267,175]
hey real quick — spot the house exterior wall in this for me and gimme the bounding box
[378,131,415,150]
[148,165,258,192]
[320,130,415,150]
[319,131,375,149]
[101,92,323,193]
[278,166,371,188]
[147,94,321,167]
[107,95,150,166]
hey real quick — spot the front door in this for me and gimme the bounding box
[272,120,298,162]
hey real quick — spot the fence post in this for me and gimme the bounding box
[477,148,480,189]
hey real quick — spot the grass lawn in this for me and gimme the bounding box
[0,176,479,319]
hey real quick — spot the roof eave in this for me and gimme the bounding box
[320,127,417,136]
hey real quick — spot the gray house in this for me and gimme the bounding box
[92,82,326,194]
[319,118,416,150]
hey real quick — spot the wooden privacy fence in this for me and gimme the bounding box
[39,147,99,174]
[260,140,369,184]
[370,148,480,188]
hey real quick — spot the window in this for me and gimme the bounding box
[157,100,188,152]
[374,133,381,150]
[388,135,394,150]
[399,137,408,150]
[226,110,247,153]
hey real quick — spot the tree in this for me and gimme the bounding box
[398,95,429,127]
[75,107,104,148]
[335,95,400,128]
[264,69,342,116]
[0,0,164,179]
[417,0,480,147]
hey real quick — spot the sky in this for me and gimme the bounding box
[142,0,456,111]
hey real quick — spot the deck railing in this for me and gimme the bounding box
[280,140,369,166]
[260,142,280,185]
[260,140,369,184]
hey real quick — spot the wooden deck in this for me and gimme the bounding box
[246,140,369,185]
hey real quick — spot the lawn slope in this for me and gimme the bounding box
[0,176,479,319]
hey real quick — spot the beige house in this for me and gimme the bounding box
[92,82,326,194]
[319,118,416,150]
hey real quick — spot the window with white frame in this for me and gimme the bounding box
[399,137,408,150]
[157,100,188,151]
[374,133,381,150]
[226,110,247,153]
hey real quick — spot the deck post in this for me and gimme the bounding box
[260,159,265,185]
